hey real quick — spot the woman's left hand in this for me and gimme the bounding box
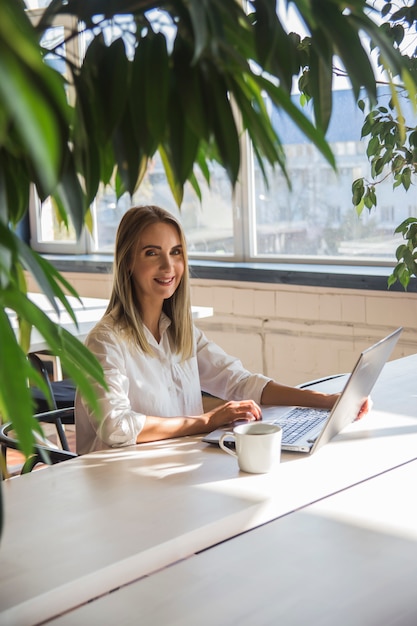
[354,396,373,421]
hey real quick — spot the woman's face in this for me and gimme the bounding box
[129,221,185,307]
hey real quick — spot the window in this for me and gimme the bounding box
[91,158,235,256]
[28,6,417,268]
[27,5,88,253]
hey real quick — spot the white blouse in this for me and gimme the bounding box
[75,313,271,454]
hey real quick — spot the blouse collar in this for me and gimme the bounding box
[143,312,171,347]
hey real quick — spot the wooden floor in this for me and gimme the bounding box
[3,426,76,478]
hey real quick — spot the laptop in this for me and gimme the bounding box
[203,327,402,455]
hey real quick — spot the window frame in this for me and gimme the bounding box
[27,8,407,272]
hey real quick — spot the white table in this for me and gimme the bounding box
[47,457,417,626]
[0,354,416,625]
[8,293,213,352]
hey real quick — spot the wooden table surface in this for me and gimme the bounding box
[48,457,417,626]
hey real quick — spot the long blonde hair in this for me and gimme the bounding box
[105,205,193,360]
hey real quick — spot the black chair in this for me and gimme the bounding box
[0,409,77,476]
[29,352,76,411]
[28,352,76,451]
[0,353,77,477]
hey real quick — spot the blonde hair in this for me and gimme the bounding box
[105,205,193,360]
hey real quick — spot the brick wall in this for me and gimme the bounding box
[26,272,417,386]
[190,279,417,386]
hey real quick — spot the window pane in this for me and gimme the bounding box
[35,196,77,245]
[25,0,50,7]
[254,89,416,262]
[92,156,234,255]
[28,16,81,250]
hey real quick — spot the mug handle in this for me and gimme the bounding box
[219,432,237,458]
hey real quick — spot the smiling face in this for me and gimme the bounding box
[129,221,185,311]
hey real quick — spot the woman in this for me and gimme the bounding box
[75,205,345,454]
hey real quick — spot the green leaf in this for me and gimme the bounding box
[374,157,385,176]
[351,12,410,83]
[16,243,81,323]
[352,178,364,206]
[364,191,374,210]
[392,154,405,173]
[355,197,365,217]
[0,308,40,457]
[2,288,107,416]
[159,144,184,207]
[195,146,211,186]
[79,35,119,143]
[230,73,285,169]
[175,51,210,142]
[396,244,407,261]
[394,217,417,235]
[308,33,333,132]
[406,223,417,241]
[72,100,103,205]
[369,187,377,207]
[367,136,381,158]
[164,78,200,187]
[255,73,336,169]
[54,153,88,239]
[112,102,143,196]
[0,150,30,226]
[399,270,410,290]
[402,69,417,116]
[187,0,209,62]
[252,1,296,91]
[387,272,398,289]
[98,38,130,140]
[0,219,16,287]
[361,117,373,138]
[130,38,160,159]
[188,170,202,203]
[401,167,411,190]
[0,0,71,196]
[0,48,60,192]
[202,66,240,185]
[310,4,377,102]
[145,34,169,141]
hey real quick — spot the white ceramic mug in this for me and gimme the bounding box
[219,422,282,474]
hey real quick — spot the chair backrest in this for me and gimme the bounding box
[28,352,59,410]
[28,353,76,451]
[29,353,76,413]
[0,412,77,476]
[33,406,75,451]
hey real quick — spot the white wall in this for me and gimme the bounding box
[26,272,417,386]
[191,279,417,385]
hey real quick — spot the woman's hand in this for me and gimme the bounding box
[354,396,373,421]
[138,400,262,442]
[204,400,262,430]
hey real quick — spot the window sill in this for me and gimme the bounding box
[41,254,416,293]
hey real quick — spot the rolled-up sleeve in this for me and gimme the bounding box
[195,327,271,404]
[75,329,146,454]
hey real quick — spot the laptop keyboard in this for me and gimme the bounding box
[273,407,330,444]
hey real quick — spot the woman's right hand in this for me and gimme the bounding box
[203,399,262,430]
